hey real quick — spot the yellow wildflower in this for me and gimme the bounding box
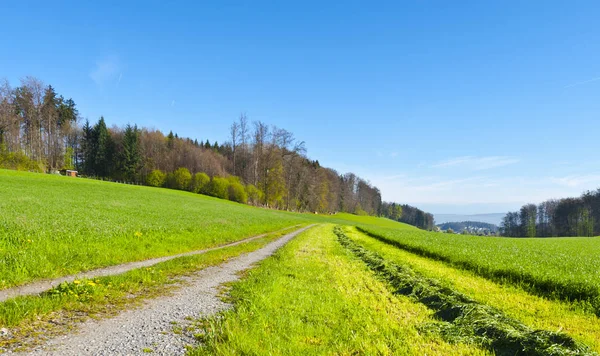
[73,280,81,285]
[134,231,143,238]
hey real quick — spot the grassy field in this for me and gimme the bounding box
[357,224,600,314]
[192,224,487,355]
[3,169,600,354]
[0,169,313,288]
[0,170,412,289]
[344,226,600,353]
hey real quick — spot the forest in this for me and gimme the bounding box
[501,189,600,237]
[0,77,395,218]
[380,202,435,230]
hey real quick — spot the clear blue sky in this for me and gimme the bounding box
[2,1,600,214]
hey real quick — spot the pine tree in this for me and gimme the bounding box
[120,124,140,182]
[167,131,175,149]
[93,117,112,177]
[81,119,94,175]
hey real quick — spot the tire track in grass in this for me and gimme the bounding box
[0,225,303,303]
[334,227,594,356]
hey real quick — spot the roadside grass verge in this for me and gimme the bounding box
[0,228,293,352]
[345,226,600,353]
[190,224,487,355]
[357,225,600,315]
[0,170,312,289]
[335,227,593,356]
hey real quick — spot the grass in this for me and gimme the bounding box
[0,170,417,290]
[0,228,290,352]
[345,226,600,353]
[357,224,600,314]
[335,227,592,356]
[191,224,487,355]
[0,169,312,289]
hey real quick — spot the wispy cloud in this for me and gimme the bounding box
[171,100,176,107]
[564,76,600,89]
[432,156,519,170]
[90,55,121,86]
[550,174,600,188]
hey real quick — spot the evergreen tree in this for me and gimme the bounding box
[120,124,141,182]
[81,119,94,175]
[167,131,175,149]
[93,117,113,177]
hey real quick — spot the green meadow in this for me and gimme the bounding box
[357,224,600,314]
[2,169,600,355]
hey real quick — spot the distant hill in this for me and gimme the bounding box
[434,213,505,226]
[437,221,499,234]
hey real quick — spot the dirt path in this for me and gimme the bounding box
[20,225,313,355]
[0,225,301,303]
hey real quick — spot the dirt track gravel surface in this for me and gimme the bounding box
[19,225,312,356]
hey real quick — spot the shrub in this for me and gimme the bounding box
[0,145,45,172]
[190,172,210,194]
[246,184,263,205]
[207,176,230,199]
[170,167,192,191]
[146,169,167,187]
[228,182,248,204]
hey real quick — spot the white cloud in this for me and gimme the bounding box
[171,100,176,107]
[90,55,121,86]
[369,173,600,208]
[550,174,600,188]
[432,156,519,170]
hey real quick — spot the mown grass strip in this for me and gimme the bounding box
[335,227,594,356]
[0,227,296,353]
[356,225,600,316]
[346,227,600,353]
[190,224,488,355]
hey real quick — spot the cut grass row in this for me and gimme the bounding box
[0,228,294,353]
[335,227,593,356]
[191,224,487,355]
[357,224,600,315]
[345,226,600,353]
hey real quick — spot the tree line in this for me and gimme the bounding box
[0,76,437,227]
[0,77,78,172]
[380,202,435,230]
[501,189,600,237]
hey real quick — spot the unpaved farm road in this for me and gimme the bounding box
[0,225,302,304]
[16,225,313,356]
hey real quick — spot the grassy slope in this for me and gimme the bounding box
[358,224,600,311]
[0,170,416,289]
[192,224,487,355]
[0,170,311,288]
[346,227,600,352]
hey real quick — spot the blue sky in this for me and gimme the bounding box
[2,1,600,214]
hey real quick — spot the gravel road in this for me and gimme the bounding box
[20,225,312,356]
[0,225,299,304]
